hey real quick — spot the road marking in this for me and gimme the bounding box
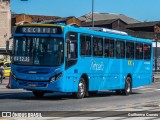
[137,88,154,90]
[132,84,160,93]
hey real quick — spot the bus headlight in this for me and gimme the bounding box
[50,76,56,82]
[50,72,62,82]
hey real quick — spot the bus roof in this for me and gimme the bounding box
[16,23,152,44]
[65,25,152,44]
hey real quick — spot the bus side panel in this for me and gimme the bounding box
[64,68,78,92]
[90,58,121,90]
[107,59,123,89]
[132,60,152,88]
[64,73,82,92]
[121,60,134,89]
[75,57,96,91]
[133,60,144,87]
[92,66,107,90]
[123,60,134,75]
[142,61,153,85]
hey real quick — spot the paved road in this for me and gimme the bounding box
[0,78,160,120]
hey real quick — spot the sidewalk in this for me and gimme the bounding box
[0,78,9,89]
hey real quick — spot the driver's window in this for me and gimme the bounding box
[66,32,78,69]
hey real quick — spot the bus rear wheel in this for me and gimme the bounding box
[74,78,86,99]
[122,77,132,95]
[32,91,45,97]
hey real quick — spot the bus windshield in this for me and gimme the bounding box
[13,37,64,67]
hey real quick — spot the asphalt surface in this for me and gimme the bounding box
[0,78,160,120]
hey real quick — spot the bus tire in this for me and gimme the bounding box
[122,77,132,95]
[74,78,86,99]
[32,91,45,97]
[115,90,123,95]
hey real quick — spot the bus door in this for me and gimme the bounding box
[65,32,78,91]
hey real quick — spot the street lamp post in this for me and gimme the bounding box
[92,0,94,27]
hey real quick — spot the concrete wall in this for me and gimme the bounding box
[0,1,11,48]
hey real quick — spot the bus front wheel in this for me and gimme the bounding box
[122,77,132,95]
[32,91,45,97]
[74,78,86,99]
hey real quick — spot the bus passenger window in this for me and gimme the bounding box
[93,37,103,57]
[70,43,77,58]
[144,44,151,60]
[80,35,91,56]
[136,43,143,59]
[104,40,109,57]
[116,41,125,58]
[126,42,134,59]
[104,39,114,57]
[66,32,78,69]
[109,40,114,57]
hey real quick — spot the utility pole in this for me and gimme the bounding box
[155,34,158,72]
[92,0,94,27]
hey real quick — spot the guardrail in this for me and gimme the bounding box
[153,72,160,83]
[154,72,160,74]
[0,48,12,55]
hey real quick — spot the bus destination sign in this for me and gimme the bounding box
[16,26,63,34]
[22,27,57,34]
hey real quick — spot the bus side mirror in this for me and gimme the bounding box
[6,40,9,53]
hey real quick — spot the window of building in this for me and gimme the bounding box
[136,43,143,59]
[126,42,134,59]
[104,39,114,57]
[93,37,103,56]
[116,40,125,58]
[80,35,91,56]
[144,44,151,60]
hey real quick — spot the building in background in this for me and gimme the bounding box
[1,8,160,71]
[0,0,11,47]
[123,21,160,71]
[11,14,81,33]
[79,12,140,24]
[79,13,160,71]
[0,0,11,59]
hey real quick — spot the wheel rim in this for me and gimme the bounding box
[79,81,85,96]
[126,80,131,93]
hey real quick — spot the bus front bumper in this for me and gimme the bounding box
[10,75,65,92]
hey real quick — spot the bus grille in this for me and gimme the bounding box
[18,81,47,87]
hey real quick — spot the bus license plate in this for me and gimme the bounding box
[28,83,36,87]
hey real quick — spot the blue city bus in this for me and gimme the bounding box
[8,24,153,98]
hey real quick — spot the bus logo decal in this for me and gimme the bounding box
[128,60,132,66]
[90,59,104,71]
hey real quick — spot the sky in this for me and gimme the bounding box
[10,0,160,22]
